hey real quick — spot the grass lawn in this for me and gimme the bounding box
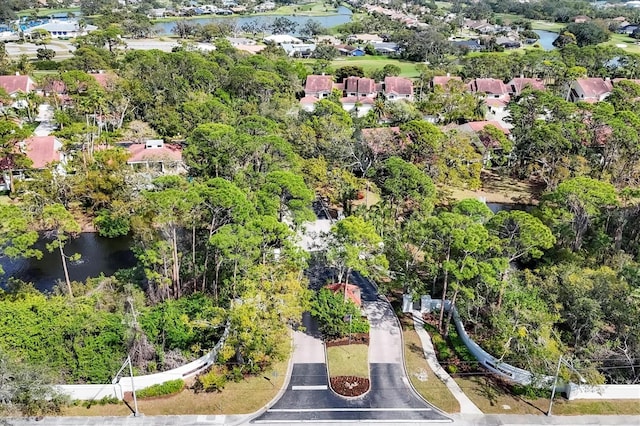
[455,376,640,415]
[329,57,421,78]
[604,33,640,54]
[63,339,291,416]
[264,1,339,16]
[326,344,369,378]
[440,172,542,205]
[402,320,460,413]
[531,20,564,32]
[17,7,80,17]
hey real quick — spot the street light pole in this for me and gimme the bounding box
[547,355,563,416]
[127,355,140,417]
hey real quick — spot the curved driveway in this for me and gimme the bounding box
[252,274,451,423]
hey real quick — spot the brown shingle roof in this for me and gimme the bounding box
[384,76,413,95]
[575,78,613,99]
[468,78,508,96]
[304,75,334,95]
[24,136,61,169]
[126,143,182,163]
[344,76,376,95]
[432,75,462,87]
[508,77,546,94]
[0,75,35,95]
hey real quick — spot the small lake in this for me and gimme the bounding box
[153,6,353,35]
[534,29,558,51]
[487,202,533,214]
[0,233,136,293]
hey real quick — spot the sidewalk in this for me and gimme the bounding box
[412,311,483,414]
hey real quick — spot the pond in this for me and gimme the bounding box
[534,29,558,51]
[0,233,136,293]
[486,202,533,214]
[153,6,353,35]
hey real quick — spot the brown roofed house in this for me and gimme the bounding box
[304,74,335,99]
[383,76,414,101]
[431,74,462,89]
[325,283,362,307]
[468,78,509,100]
[0,74,36,96]
[124,139,185,174]
[507,77,546,96]
[569,78,613,103]
[344,76,377,98]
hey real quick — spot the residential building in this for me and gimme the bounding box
[0,74,37,109]
[383,76,413,101]
[303,74,335,99]
[468,78,510,100]
[336,44,365,56]
[455,121,511,166]
[0,135,66,191]
[507,77,546,96]
[24,19,97,39]
[264,34,302,45]
[347,33,384,43]
[373,42,399,55]
[123,139,185,174]
[281,43,316,57]
[431,74,462,89]
[225,37,257,46]
[568,78,613,103]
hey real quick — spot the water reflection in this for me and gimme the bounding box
[0,233,136,293]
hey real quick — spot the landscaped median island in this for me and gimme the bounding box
[311,285,371,397]
[326,342,370,397]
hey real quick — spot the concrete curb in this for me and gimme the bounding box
[381,294,453,422]
[325,338,372,400]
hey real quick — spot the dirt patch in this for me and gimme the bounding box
[326,333,369,347]
[441,172,543,205]
[330,376,370,397]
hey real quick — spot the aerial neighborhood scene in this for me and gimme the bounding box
[1,0,640,424]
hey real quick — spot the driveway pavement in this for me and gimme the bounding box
[251,273,450,423]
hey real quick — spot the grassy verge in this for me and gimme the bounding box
[401,317,460,413]
[604,33,640,54]
[17,7,81,17]
[63,338,290,416]
[455,376,640,415]
[326,344,369,377]
[441,172,541,205]
[307,56,420,78]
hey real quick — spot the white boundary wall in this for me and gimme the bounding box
[414,294,640,399]
[566,383,640,400]
[56,323,230,401]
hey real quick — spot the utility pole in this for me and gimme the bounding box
[547,355,587,416]
[112,356,141,417]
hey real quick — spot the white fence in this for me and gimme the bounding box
[56,323,230,401]
[410,295,640,399]
[566,383,640,400]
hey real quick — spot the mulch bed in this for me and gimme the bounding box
[326,333,369,347]
[330,376,370,397]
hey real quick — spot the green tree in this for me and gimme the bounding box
[257,171,315,225]
[41,203,81,297]
[374,156,436,219]
[0,205,42,274]
[539,177,618,251]
[326,216,388,289]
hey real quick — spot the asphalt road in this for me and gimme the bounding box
[252,273,451,423]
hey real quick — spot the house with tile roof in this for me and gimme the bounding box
[431,74,462,89]
[455,121,512,167]
[0,74,37,109]
[303,74,335,99]
[383,76,413,101]
[122,139,185,174]
[507,77,546,96]
[325,283,362,307]
[568,78,613,103]
[0,136,66,191]
[468,78,510,100]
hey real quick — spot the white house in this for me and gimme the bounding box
[568,78,613,103]
[24,20,97,39]
[264,34,302,45]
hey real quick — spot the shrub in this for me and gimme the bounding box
[447,364,458,374]
[193,366,228,393]
[136,379,184,399]
[81,396,119,407]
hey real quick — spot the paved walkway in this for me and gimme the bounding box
[412,311,483,414]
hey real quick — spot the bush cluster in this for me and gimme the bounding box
[136,379,184,399]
